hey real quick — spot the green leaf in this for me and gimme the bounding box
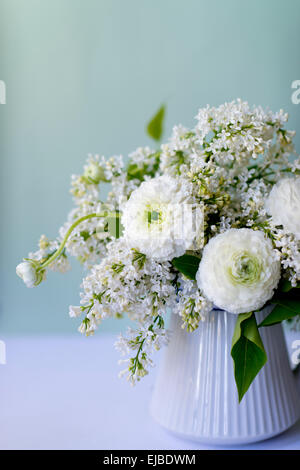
[80,230,91,241]
[278,279,300,293]
[126,163,146,182]
[172,254,200,280]
[231,312,267,402]
[146,105,165,141]
[132,249,146,270]
[280,280,293,292]
[259,299,300,327]
[127,151,161,182]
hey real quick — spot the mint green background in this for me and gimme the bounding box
[1,0,300,334]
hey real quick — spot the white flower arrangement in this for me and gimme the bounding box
[17,100,300,400]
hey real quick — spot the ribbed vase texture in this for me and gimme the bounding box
[151,306,300,445]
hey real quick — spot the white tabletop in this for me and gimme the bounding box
[0,335,299,450]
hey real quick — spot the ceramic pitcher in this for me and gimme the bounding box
[151,306,300,445]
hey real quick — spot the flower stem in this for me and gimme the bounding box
[39,212,118,270]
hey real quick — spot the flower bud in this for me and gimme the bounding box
[69,305,82,318]
[39,234,50,250]
[16,261,38,288]
[83,162,106,184]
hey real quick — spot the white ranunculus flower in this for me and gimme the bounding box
[16,261,38,288]
[265,177,300,239]
[196,228,281,314]
[121,175,204,261]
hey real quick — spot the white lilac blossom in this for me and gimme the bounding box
[121,175,204,261]
[160,125,194,176]
[174,276,213,331]
[71,239,177,336]
[270,227,300,287]
[69,305,82,318]
[58,203,109,268]
[70,239,176,377]
[115,315,169,384]
[83,160,107,184]
[265,177,300,239]
[161,100,296,184]
[196,229,281,314]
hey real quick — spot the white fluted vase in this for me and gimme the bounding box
[150,306,300,445]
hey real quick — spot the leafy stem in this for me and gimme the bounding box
[39,212,120,271]
[231,312,267,402]
[130,314,164,376]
